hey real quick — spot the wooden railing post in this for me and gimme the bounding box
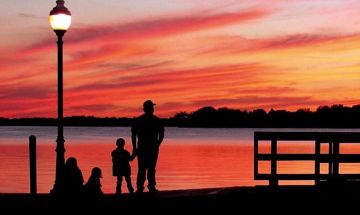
[315,140,320,186]
[29,135,37,195]
[254,135,258,180]
[270,139,278,187]
[329,142,333,175]
[333,142,340,177]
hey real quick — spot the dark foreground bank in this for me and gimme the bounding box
[1,185,360,213]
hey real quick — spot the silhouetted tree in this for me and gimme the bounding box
[249,109,267,127]
[189,106,218,127]
[173,112,189,127]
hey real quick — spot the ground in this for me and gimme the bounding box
[1,185,360,213]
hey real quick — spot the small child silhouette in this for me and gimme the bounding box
[112,138,135,194]
[84,167,103,197]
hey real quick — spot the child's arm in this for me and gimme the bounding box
[129,151,136,161]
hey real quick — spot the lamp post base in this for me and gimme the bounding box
[50,136,65,196]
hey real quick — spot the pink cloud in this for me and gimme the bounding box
[66,104,120,114]
[0,85,54,100]
[196,34,360,56]
[67,63,268,94]
[262,34,358,49]
[18,8,271,57]
[71,8,270,42]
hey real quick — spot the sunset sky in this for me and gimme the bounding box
[1,0,360,118]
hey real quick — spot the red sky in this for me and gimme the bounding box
[1,0,360,118]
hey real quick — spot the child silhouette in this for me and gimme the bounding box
[64,157,84,196]
[112,138,135,194]
[84,167,103,197]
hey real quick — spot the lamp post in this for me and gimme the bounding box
[49,0,71,194]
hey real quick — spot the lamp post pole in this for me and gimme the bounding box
[55,29,66,193]
[49,0,71,195]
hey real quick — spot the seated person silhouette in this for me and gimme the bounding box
[112,138,135,194]
[84,167,104,198]
[64,157,84,196]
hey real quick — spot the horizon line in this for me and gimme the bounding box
[2,103,359,119]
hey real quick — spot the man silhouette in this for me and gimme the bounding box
[131,100,164,193]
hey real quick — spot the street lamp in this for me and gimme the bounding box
[49,0,71,195]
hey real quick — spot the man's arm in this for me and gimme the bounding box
[158,127,164,147]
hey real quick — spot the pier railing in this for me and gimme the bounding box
[254,132,360,187]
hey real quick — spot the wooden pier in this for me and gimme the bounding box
[254,131,360,187]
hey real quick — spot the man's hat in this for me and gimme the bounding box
[143,100,156,107]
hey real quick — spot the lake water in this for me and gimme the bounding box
[1,126,360,193]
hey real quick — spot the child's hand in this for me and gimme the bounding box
[130,152,136,161]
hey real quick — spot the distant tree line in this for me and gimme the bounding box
[0,104,360,128]
[168,104,360,128]
[0,116,133,127]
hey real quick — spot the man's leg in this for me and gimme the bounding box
[125,175,134,193]
[116,176,123,194]
[148,148,159,192]
[136,155,146,192]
